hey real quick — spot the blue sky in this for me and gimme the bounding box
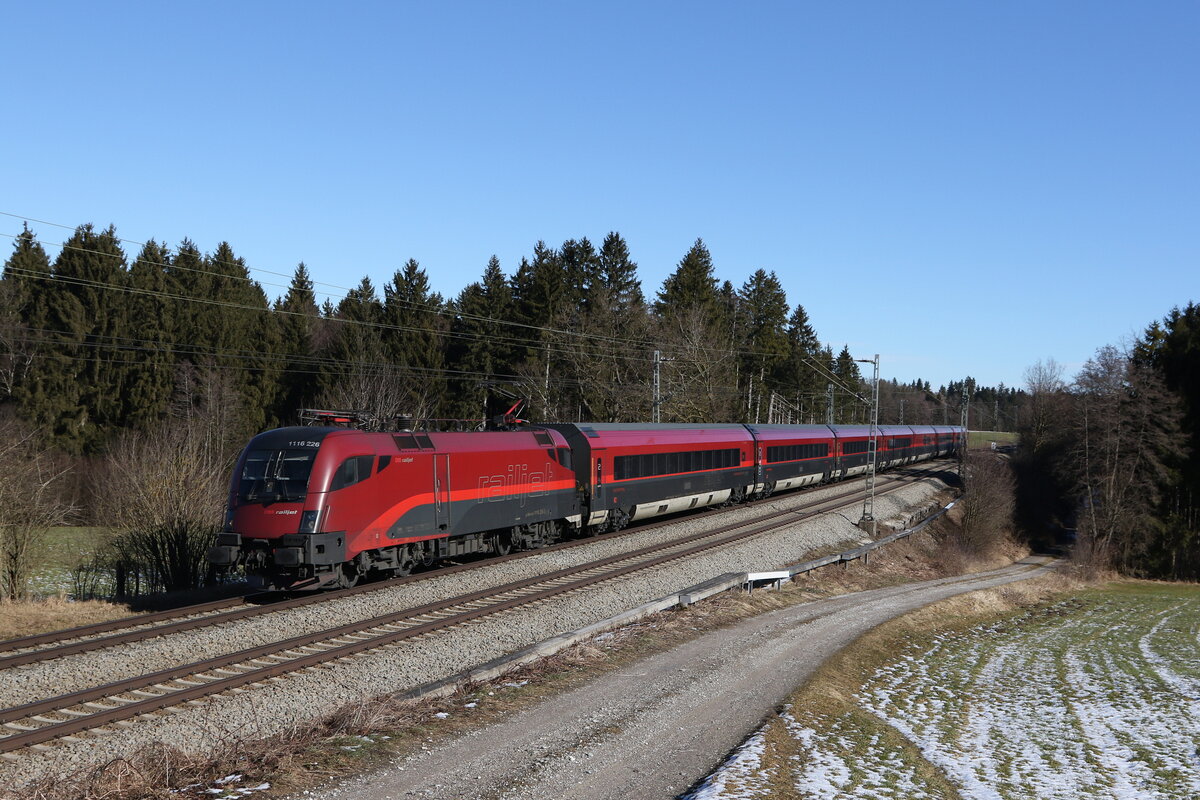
[2,1,1196,390]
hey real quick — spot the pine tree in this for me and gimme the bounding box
[1136,302,1200,578]
[274,263,322,423]
[328,276,385,363]
[122,240,176,428]
[783,303,824,421]
[737,270,790,421]
[654,244,739,424]
[207,242,276,431]
[447,257,515,419]
[382,259,447,421]
[19,224,127,450]
[510,241,564,363]
[559,237,600,316]
[655,238,718,319]
[598,232,644,315]
[550,234,651,422]
[0,225,52,402]
[165,239,210,360]
[832,344,865,422]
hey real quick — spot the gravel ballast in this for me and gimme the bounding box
[0,472,953,790]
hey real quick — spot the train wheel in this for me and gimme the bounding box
[491,530,514,556]
[334,563,359,589]
[541,520,562,546]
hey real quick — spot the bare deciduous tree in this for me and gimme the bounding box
[1023,358,1067,455]
[543,285,653,423]
[657,305,739,423]
[94,366,246,596]
[957,451,1016,554]
[0,280,40,401]
[97,418,228,595]
[0,418,75,599]
[318,362,440,428]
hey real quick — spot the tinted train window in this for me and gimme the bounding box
[614,448,740,480]
[842,441,870,455]
[239,449,316,503]
[331,455,375,491]
[766,443,829,462]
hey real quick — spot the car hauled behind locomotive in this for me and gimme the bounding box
[208,422,964,590]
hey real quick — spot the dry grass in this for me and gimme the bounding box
[0,597,132,642]
[8,500,1048,800]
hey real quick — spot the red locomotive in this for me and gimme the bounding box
[209,420,963,590]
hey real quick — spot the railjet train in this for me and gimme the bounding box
[208,422,964,590]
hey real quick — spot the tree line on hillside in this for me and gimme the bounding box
[1013,303,1200,580]
[0,221,1024,599]
[1,222,1021,452]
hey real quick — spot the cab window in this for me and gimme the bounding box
[239,449,316,502]
[331,455,375,491]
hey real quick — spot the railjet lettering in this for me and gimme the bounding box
[477,464,548,507]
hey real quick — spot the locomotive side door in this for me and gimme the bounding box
[433,454,451,532]
[591,447,607,513]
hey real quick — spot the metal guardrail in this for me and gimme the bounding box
[742,496,958,590]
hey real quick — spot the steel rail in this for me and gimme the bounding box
[0,461,955,669]
[0,596,254,655]
[0,468,942,754]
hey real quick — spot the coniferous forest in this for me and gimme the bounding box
[1,223,1014,455]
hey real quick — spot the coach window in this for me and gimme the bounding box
[331,455,375,491]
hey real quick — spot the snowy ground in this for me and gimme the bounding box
[690,584,1200,800]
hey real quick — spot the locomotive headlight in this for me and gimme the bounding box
[223,509,234,532]
[299,510,321,533]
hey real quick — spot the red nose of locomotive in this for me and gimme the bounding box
[208,427,334,586]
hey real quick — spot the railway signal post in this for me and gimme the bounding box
[856,354,880,536]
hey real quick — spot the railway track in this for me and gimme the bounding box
[0,463,953,757]
[0,462,954,670]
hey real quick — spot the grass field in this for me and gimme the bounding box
[695,580,1200,799]
[26,526,111,597]
[967,430,1019,449]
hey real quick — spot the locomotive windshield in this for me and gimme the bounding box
[239,449,317,503]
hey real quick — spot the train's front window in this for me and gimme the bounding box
[239,449,316,503]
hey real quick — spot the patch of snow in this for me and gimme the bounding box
[683,722,773,800]
[693,595,1200,799]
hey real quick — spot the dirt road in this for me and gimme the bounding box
[295,557,1054,800]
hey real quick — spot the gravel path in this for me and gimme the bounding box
[295,558,1054,800]
[0,472,950,791]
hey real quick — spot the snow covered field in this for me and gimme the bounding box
[689,583,1200,799]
